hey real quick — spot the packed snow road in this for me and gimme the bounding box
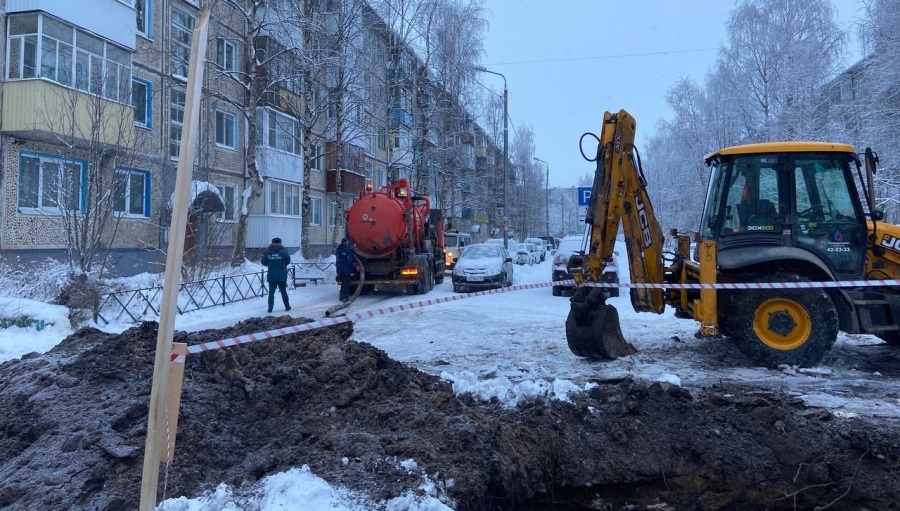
[161,250,900,420]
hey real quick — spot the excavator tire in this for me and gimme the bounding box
[566,287,637,359]
[725,272,838,368]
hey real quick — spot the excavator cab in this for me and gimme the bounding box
[702,144,868,278]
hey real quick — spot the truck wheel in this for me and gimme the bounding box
[726,273,838,368]
[552,286,562,296]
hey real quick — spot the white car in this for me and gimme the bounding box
[514,243,534,265]
[524,237,547,262]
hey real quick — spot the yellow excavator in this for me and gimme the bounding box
[566,109,900,367]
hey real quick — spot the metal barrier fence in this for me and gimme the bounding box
[94,262,334,325]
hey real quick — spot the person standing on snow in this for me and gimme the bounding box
[262,237,291,313]
[335,238,356,302]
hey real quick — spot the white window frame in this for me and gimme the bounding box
[311,143,324,171]
[310,196,322,226]
[132,77,152,128]
[113,168,151,218]
[267,180,301,217]
[136,0,153,39]
[18,152,86,214]
[170,7,195,80]
[216,184,237,222]
[266,109,301,155]
[216,38,237,73]
[329,200,344,228]
[170,89,185,159]
[215,109,238,150]
[6,13,132,102]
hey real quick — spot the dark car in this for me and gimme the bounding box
[451,243,514,293]
[552,235,621,297]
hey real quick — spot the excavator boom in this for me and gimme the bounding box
[566,110,665,358]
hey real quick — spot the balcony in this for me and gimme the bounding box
[2,80,134,148]
[326,169,366,194]
[390,107,413,127]
[8,0,136,50]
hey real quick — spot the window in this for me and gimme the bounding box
[136,0,153,38]
[310,196,322,226]
[215,109,238,149]
[268,180,301,216]
[171,7,195,79]
[311,143,324,171]
[329,201,344,227]
[216,38,237,73]
[170,89,185,158]
[378,127,386,149]
[216,184,236,222]
[18,153,85,213]
[132,77,152,127]
[7,13,131,101]
[267,110,301,154]
[113,168,150,217]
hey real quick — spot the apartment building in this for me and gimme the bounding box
[0,0,503,272]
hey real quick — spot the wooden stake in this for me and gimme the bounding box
[161,343,188,461]
[139,10,209,511]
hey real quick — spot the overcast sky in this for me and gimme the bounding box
[479,0,867,187]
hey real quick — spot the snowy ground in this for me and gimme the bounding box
[1,242,898,510]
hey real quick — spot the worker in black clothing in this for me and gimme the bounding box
[262,237,291,313]
[335,238,356,302]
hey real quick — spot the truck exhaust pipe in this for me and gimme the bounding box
[566,287,636,359]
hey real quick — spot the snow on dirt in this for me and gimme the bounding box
[0,244,898,510]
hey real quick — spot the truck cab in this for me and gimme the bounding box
[444,232,471,270]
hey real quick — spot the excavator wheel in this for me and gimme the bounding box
[726,273,838,368]
[566,287,637,359]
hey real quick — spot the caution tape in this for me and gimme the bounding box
[180,277,900,356]
[578,278,900,290]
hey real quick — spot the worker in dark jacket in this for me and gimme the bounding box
[262,237,291,313]
[335,238,356,302]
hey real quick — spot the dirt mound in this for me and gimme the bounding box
[0,317,898,510]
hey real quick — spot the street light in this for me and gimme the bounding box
[474,65,508,247]
[533,157,550,238]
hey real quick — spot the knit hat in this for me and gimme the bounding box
[340,238,348,244]
[272,237,282,244]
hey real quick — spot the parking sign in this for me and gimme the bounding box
[577,187,592,206]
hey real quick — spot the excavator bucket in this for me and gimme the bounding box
[566,288,636,359]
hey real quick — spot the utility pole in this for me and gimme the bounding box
[534,157,549,238]
[474,66,508,247]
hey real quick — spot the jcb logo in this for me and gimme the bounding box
[635,194,652,248]
[881,234,900,251]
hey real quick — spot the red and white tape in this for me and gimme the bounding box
[181,277,900,355]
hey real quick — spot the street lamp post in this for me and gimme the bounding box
[474,65,508,247]
[533,157,550,238]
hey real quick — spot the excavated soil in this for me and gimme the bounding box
[0,316,898,510]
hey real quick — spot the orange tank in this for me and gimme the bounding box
[345,180,428,259]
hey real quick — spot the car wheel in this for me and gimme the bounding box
[453,283,462,293]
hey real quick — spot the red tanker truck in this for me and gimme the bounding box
[344,179,445,295]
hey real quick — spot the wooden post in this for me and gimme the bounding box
[139,10,209,511]
[161,343,188,461]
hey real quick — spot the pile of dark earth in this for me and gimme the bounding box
[0,316,898,511]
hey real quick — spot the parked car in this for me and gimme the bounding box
[451,243,514,293]
[524,237,546,262]
[552,234,586,296]
[514,243,534,265]
[601,251,621,297]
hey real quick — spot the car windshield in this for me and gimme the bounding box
[460,245,500,259]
